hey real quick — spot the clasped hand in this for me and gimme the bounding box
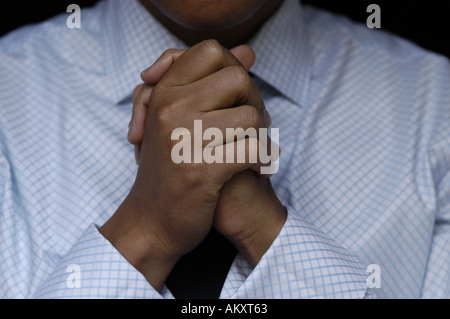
[100,40,286,291]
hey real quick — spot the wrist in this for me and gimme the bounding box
[99,194,180,291]
[231,201,287,268]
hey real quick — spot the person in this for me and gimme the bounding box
[0,0,448,299]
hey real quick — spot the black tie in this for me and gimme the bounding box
[165,228,237,299]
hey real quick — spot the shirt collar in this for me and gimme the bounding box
[102,0,187,104]
[103,0,310,107]
[249,0,311,107]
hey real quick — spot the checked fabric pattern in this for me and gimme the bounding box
[0,0,448,298]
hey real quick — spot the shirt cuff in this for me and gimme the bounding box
[33,224,173,299]
[220,205,371,299]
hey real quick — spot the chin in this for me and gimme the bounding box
[171,9,251,32]
[179,16,242,32]
[143,0,269,32]
[168,0,264,32]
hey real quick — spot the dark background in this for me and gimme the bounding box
[0,0,449,58]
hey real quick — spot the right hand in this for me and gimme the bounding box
[100,40,269,290]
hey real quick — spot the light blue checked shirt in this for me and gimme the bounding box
[0,0,449,299]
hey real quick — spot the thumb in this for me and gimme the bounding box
[230,45,256,71]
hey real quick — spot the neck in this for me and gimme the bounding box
[138,0,283,49]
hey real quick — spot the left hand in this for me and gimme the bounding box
[214,169,286,266]
[128,45,287,266]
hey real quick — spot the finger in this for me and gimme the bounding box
[141,49,185,84]
[135,144,141,165]
[201,105,266,147]
[229,45,256,71]
[128,84,154,145]
[217,132,280,177]
[206,136,276,183]
[132,83,144,101]
[160,40,255,87]
[255,131,281,178]
[141,45,255,86]
[175,65,265,114]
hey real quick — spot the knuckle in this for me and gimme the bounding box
[161,48,179,59]
[201,39,222,53]
[155,101,178,124]
[241,106,261,128]
[229,66,251,88]
[198,39,224,59]
[150,86,182,125]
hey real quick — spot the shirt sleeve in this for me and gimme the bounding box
[32,224,176,299]
[220,205,375,299]
[0,149,171,299]
[421,140,450,298]
[32,223,175,299]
